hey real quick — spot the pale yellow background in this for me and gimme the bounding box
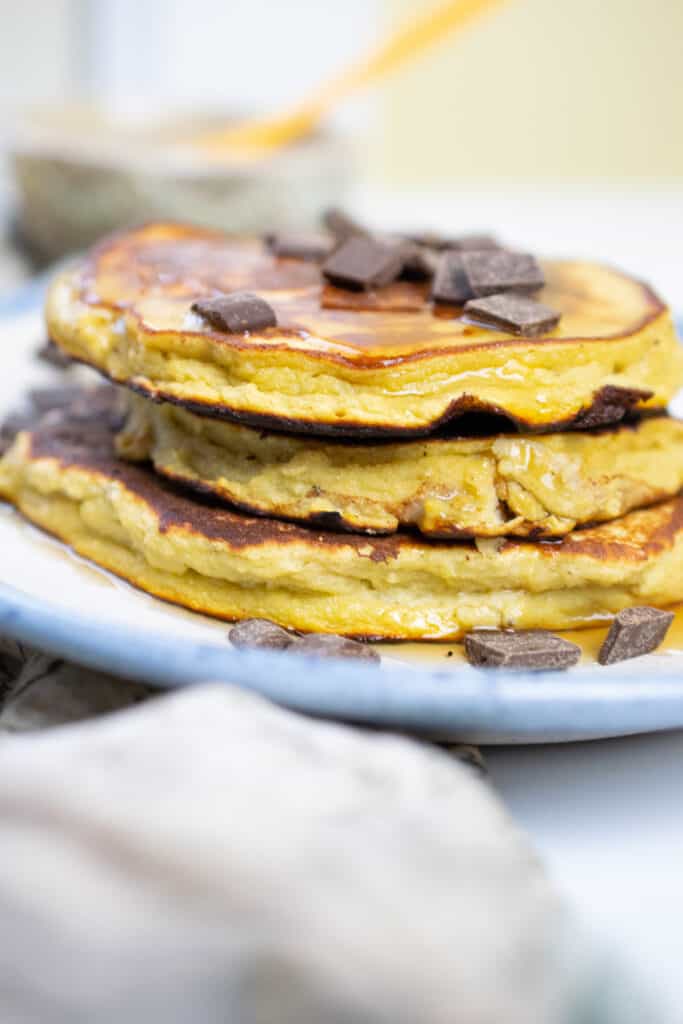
[378,0,683,183]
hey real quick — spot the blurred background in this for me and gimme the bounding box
[0,0,681,295]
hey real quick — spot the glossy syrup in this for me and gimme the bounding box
[378,605,683,667]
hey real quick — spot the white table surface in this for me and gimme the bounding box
[487,733,683,1019]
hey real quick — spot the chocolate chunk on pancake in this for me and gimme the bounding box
[407,231,500,251]
[322,237,404,291]
[464,293,560,336]
[432,252,473,305]
[3,391,683,641]
[267,232,332,262]
[46,223,682,436]
[192,292,277,333]
[323,208,369,243]
[462,250,545,297]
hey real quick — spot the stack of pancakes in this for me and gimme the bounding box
[3,219,683,641]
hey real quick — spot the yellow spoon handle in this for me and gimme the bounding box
[319,0,504,106]
[199,0,504,153]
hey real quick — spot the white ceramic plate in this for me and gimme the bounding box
[2,294,683,743]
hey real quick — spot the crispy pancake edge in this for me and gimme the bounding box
[18,395,683,566]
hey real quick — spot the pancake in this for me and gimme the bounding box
[2,395,683,640]
[118,393,683,538]
[46,223,682,437]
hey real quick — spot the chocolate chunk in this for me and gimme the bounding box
[323,208,369,244]
[267,232,332,262]
[450,234,501,252]
[408,231,500,252]
[322,237,404,291]
[462,250,544,297]
[464,629,581,670]
[464,293,560,336]
[292,633,380,662]
[431,252,474,305]
[229,618,295,651]
[598,607,674,665]
[35,340,73,369]
[192,292,277,333]
[399,244,438,281]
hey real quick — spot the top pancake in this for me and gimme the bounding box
[46,222,683,437]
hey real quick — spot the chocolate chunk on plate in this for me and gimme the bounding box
[462,249,544,296]
[229,619,295,651]
[464,629,580,670]
[322,236,404,291]
[464,293,560,336]
[292,633,381,662]
[192,292,277,333]
[267,232,332,262]
[431,252,473,304]
[598,607,674,665]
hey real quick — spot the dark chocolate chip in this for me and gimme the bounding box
[292,633,381,662]
[323,208,369,244]
[399,244,438,281]
[431,252,474,304]
[192,292,277,333]
[598,607,674,665]
[407,231,500,252]
[462,250,545,297]
[35,340,73,369]
[267,232,333,262]
[450,234,501,252]
[463,292,560,336]
[464,629,581,670]
[322,237,404,291]
[229,618,296,651]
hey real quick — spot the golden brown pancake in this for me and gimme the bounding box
[46,223,682,437]
[2,392,683,640]
[118,393,683,538]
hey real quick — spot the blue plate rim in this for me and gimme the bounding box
[2,580,683,743]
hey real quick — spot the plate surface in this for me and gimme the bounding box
[2,292,683,743]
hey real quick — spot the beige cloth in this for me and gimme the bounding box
[0,639,653,1023]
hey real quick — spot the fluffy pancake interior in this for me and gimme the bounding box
[118,394,683,538]
[2,407,683,640]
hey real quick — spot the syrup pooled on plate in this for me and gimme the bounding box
[378,606,683,667]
